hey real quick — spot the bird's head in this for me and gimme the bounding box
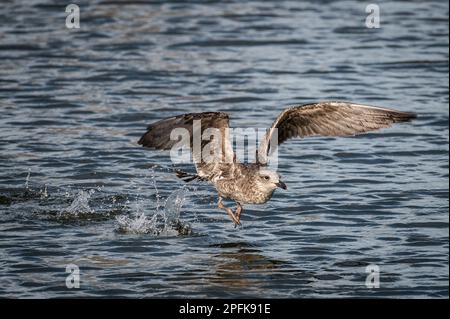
[255,169,287,193]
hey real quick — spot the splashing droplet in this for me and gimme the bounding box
[115,181,192,236]
[24,169,31,190]
[61,189,95,217]
[164,186,188,224]
[40,185,48,199]
[116,212,158,235]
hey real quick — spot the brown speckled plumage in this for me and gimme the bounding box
[214,163,276,204]
[139,101,416,226]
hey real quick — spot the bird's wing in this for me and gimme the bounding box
[138,112,234,179]
[257,101,416,164]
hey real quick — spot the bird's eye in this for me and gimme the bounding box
[263,176,270,180]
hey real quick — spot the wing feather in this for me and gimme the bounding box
[138,112,234,178]
[258,101,416,163]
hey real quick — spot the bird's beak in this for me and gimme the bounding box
[276,181,287,190]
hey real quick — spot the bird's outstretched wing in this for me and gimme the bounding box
[257,101,416,164]
[138,112,234,179]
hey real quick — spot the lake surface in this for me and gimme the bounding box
[0,0,448,298]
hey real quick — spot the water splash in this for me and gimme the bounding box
[164,186,188,224]
[115,203,186,236]
[150,167,162,211]
[115,182,192,236]
[40,184,48,199]
[21,170,49,200]
[24,169,31,190]
[116,212,159,235]
[17,168,192,233]
[60,189,95,217]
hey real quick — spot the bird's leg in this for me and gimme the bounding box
[218,195,241,226]
[235,202,242,222]
[233,202,243,228]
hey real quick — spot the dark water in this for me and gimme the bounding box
[0,0,448,298]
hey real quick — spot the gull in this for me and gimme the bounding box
[138,101,416,226]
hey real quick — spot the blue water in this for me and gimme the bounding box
[0,0,448,298]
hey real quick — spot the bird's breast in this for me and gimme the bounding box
[214,179,274,204]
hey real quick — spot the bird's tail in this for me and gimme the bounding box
[175,170,205,183]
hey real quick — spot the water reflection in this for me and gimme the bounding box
[209,242,284,291]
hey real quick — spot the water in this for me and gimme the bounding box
[0,0,448,298]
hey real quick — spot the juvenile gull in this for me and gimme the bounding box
[138,101,416,226]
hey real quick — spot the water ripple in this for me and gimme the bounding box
[0,0,448,298]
